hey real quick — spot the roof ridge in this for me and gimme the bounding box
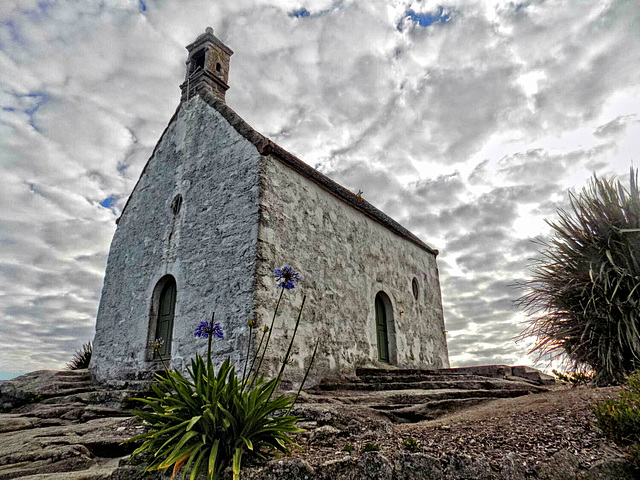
[198,90,438,256]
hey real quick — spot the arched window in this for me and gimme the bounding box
[149,276,177,359]
[375,292,395,363]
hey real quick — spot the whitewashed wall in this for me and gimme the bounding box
[92,93,449,387]
[92,97,261,383]
[255,154,450,387]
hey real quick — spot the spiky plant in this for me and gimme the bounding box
[67,341,93,370]
[128,265,319,480]
[518,168,640,384]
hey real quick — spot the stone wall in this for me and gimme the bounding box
[91,96,261,383]
[255,154,450,387]
[92,91,449,386]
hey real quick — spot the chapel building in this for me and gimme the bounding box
[91,28,450,386]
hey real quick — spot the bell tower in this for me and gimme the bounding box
[180,27,234,103]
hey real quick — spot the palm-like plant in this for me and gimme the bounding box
[130,356,303,480]
[128,265,318,480]
[67,341,92,370]
[518,169,640,384]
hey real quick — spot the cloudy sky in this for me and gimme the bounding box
[1,0,639,378]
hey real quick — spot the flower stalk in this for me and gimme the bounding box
[251,286,283,385]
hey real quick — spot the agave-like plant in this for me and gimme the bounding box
[128,266,318,480]
[67,341,92,370]
[518,168,640,384]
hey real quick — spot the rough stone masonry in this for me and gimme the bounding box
[91,27,449,387]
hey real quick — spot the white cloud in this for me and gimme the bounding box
[0,0,639,373]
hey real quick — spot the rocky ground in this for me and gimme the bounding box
[0,368,637,479]
[285,386,635,479]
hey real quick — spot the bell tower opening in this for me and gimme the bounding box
[191,50,205,74]
[180,27,234,103]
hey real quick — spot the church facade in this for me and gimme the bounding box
[91,28,449,386]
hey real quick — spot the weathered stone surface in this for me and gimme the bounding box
[1,370,638,479]
[301,367,549,423]
[392,453,445,479]
[97,451,640,480]
[292,402,392,437]
[535,450,638,480]
[93,61,449,387]
[0,371,143,480]
[7,458,123,480]
[378,397,496,423]
[0,417,138,478]
[0,371,53,412]
[0,370,99,413]
[255,147,449,386]
[92,95,262,384]
[511,366,556,385]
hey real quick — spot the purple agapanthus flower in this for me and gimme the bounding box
[274,265,301,290]
[194,321,224,339]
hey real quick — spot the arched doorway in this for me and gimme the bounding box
[151,276,176,359]
[375,292,390,363]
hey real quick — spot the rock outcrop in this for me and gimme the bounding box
[0,368,636,479]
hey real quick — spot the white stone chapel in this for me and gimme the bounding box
[91,28,450,386]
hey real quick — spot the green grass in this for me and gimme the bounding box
[593,370,640,464]
[360,442,380,453]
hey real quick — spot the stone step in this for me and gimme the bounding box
[37,386,98,399]
[329,387,537,406]
[431,365,514,378]
[355,373,492,384]
[102,379,154,393]
[18,401,128,422]
[355,365,556,386]
[40,391,95,405]
[18,402,90,419]
[52,370,93,381]
[356,367,475,377]
[38,388,145,413]
[38,380,96,391]
[77,405,130,421]
[314,378,544,393]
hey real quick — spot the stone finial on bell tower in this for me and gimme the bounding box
[180,27,234,103]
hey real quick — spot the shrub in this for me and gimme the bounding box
[552,369,595,386]
[341,443,354,453]
[402,437,419,452]
[518,169,640,384]
[360,442,380,453]
[67,341,92,370]
[593,371,640,451]
[128,266,319,480]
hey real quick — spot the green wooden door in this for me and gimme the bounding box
[155,280,176,358]
[375,294,389,363]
